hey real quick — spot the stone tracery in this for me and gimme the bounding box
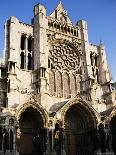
[48,40,81,98]
[49,41,80,71]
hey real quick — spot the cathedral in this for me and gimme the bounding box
[0,2,116,155]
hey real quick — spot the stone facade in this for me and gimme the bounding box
[0,2,116,155]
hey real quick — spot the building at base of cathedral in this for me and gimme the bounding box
[0,2,116,155]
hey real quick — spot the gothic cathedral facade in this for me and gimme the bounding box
[0,2,116,155]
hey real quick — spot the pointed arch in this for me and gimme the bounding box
[76,74,81,93]
[16,101,48,127]
[70,74,76,96]
[55,71,62,98]
[20,52,25,69]
[63,72,70,98]
[28,36,33,52]
[57,98,100,155]
[21,34,26,50]
[27,53,32,70]
[58,97,100,127]
[49,70,55,96]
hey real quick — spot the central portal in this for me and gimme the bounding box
[64,104,98,155]
[19,107,45,155]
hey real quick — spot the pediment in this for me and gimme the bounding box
[50,2,72,25]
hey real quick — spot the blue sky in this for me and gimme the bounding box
[0,0,116,81]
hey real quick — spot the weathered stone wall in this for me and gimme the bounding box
[3,16,33,108]
[1,2,116,112]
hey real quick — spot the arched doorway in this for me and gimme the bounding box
[19,107,46,155]
[110,115,116,155]
[64,103,98,155]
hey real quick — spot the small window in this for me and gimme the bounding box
[28,36,32,52]
[92,67,94,77]
[55,10,57,19]
[95,55,98,67]
[21,35,26,50]
[20,52,25,69]
[96,69,99,83]
[48,59,50,68]
[90,53,93,66]
[54,23,57,29]
[28,53,32,70]
[74,30,76,36]
[61,25,63,31]
[57,25,60,30]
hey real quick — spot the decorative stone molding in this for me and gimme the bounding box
[16,99,48,127]
[106,107,116,123]
[56,95,100,128]
[49,39,81,72]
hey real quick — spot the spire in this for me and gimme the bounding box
[99,37,103,45]
[59,1,62,5]
[50,1,72,25]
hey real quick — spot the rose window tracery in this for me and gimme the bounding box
[49,42,80,71]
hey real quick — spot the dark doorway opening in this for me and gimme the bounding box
[64,104,98,155]
[19,107,46,155]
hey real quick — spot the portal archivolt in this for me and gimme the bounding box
[16,102,48,155]
[60,99,100,155]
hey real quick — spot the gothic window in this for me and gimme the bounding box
[70,74,76,96]
[27,53,32,70]
[57,24,60,30]
[21,34,26,50]
[51,63,55,69]
[20,52,25,69]
[63,72,70,98]
[54,23,57,29]
[49,71,55,96]
[76,75,81,93]
[48,21,51,27]
[61,25,63,31]
[48,59,50,68]
[74,30,76,36]
[1,68,7,77]
[28,36,32,52]
[92,67,94,77]
[55,10,57,19]
[71,29,73,35]
[51,22,53,28]
[90,53,93,66]
[67,28,70,33]
[40,67,46,77]
[95,56,97,66]
[64,27,67,33]
[96,69,99,83]
[9,61,15,72]
[56,71,62,97]
[79,67,82,75]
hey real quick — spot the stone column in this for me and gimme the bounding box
[45,126,56,155]
[61,130,66,155]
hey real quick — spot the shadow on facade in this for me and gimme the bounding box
[0,105,116,155]
[18,107,46,155]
